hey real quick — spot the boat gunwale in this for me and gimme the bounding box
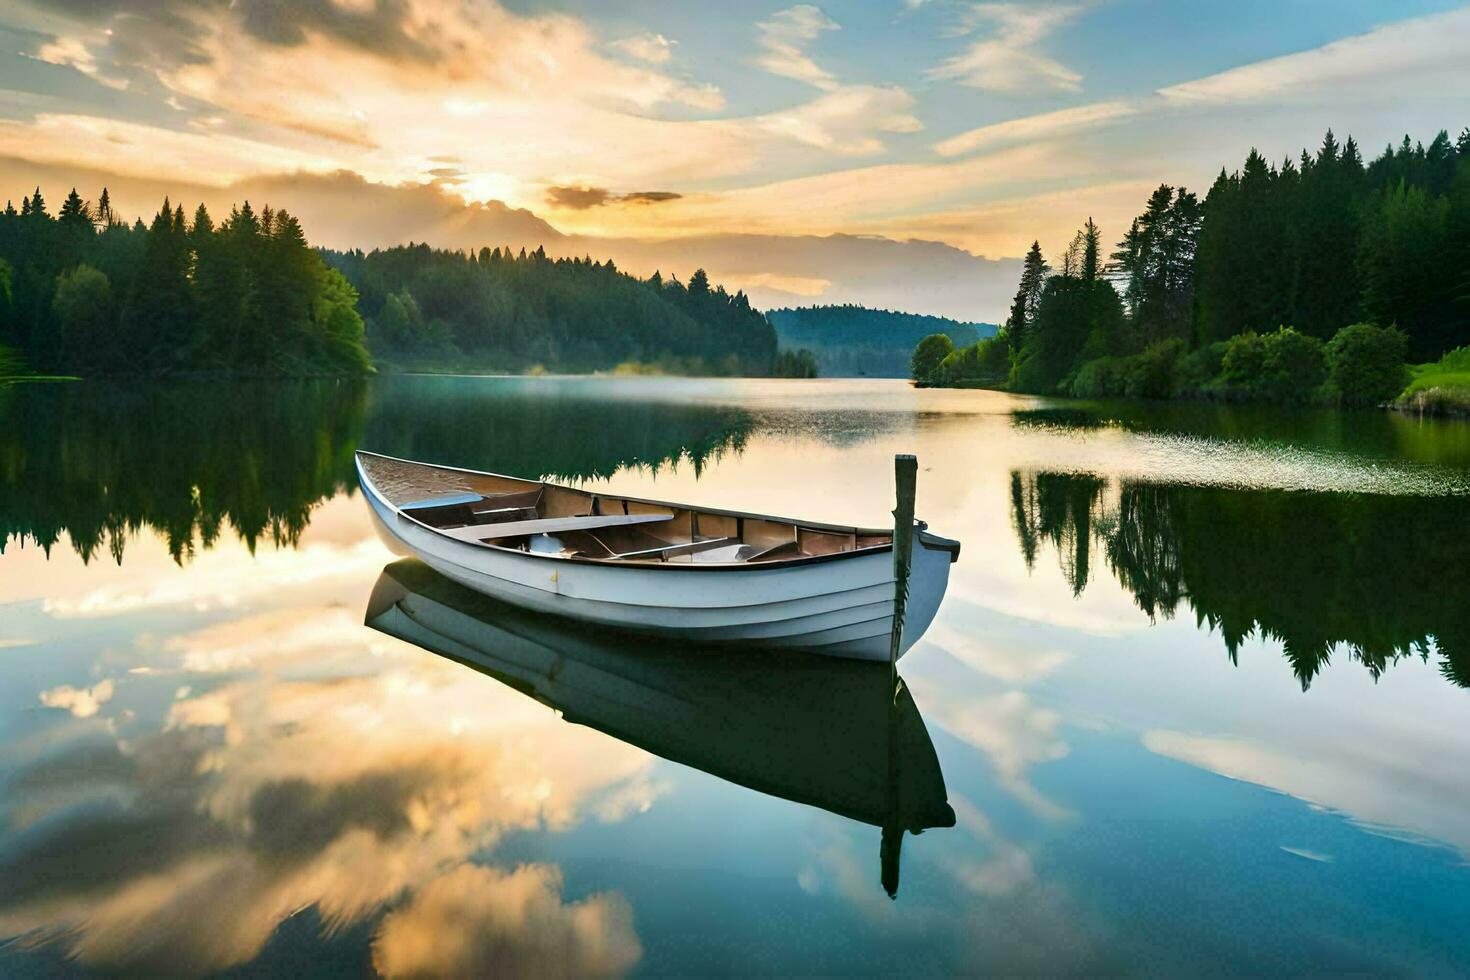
[356,449,954,572]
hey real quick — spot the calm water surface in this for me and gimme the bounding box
[2,376,1468,976]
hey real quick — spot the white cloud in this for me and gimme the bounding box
[371,864,641,978]
[1144,727,1470,857]
[1160,6,1470,105]
[753,84,922,155]
[612,32,675,65]
[42,539,388,618]
[755,4,841,90]
[935,100,1136,157]
[31,36,128,90]
[929,3,1085,93]
[39,679,115,718]
[0,113,343,188]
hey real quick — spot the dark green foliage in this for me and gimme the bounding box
[766,304,992,377]
[0,342,26,379]
[942,124,1470,400]
[1005,241,1048,355]
[1067,355,1126,398]
[1219,327,1326,400]
[1068,338,1185,399]
[0,376,756,561]
[910,333,954,383]
[1009,268,1125,393]
[935,335,1010,385]
[52,264,113,372]
[1109,185,1201,348]
[1258,327,1327,400]
[1123,338,1186,398]
[1197,129,1467,355]
[1325,323,1410,405]
[324,246,777,375]
[1176,341,1227,391]
[0,188,371,376]
[772,348,819,378]
[1011,469,1470,689]
[1220,330,1266,388]
[1357,181,1454,359]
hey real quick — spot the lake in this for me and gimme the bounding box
[2,375,1469,976]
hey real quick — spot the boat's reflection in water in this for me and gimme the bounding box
[365,559,956,897]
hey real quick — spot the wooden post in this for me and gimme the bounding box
[884,454,917,899]
[889,454,917,685]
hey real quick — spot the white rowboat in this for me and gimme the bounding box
[355,450,960,661]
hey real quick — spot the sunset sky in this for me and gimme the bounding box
[3,0,1469,319]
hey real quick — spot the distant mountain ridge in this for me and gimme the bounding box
[766,304,998,378]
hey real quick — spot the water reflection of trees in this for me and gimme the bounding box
[0,379,755,563]
[361,376,753,483]
[0,381,369,563]
[1011,471,1470,688]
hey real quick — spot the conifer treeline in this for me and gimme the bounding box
[923,127,1470,397]
[322,244,778,375]
[0,187,785,378]
[0,188,370,376]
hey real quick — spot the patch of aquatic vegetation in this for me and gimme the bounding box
[1010,407,1122,431]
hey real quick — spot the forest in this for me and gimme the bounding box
[0,185,791,379]
[915,127,1470,412]
[0,189,370,377]
[768,304,993,377]
[322,244,782,376]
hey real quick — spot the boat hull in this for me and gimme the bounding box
[358,455,955,661]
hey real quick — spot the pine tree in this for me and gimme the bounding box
[95,187,113,228]
[1082,219,1101,283]
[689,268,710,297]
[58,188,90,228]
[1006,241,1048,354]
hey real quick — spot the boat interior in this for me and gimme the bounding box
[360,452,893,565]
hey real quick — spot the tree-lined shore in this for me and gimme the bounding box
[0,186,796,379]
[324,244,779,376]
[915,126,1470,414]
[0,190,369,378]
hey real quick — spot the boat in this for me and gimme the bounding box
[355,450,959,661]
[365,558,956,896]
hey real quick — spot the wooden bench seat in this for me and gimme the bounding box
[429,512,674,544]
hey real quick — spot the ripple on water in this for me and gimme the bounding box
[1015,427,1470,496]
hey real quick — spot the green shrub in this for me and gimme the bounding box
[933,337,1011,386]
[1123,338,1186,399]
[1259,327,1326,400]
[1433,345,1470,372]
[911,333,954,383]
[1220,327,1325,400]
[1069,356,1126,397]
[1177,341,1227,391]
[1324,322,1409,405]
[1221,330,1265,388]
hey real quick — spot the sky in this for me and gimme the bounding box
[2,0,1469,320]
